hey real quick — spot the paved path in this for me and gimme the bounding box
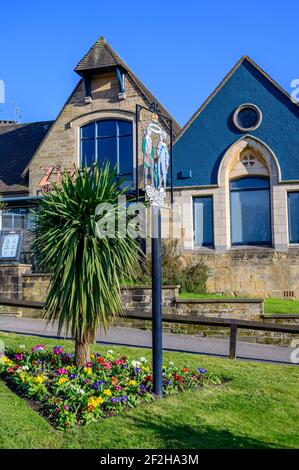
[0,315,297,365]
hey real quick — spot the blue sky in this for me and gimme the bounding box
[0,0,298,126]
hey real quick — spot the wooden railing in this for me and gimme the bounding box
[0,298,299,359]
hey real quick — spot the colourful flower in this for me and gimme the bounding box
[32,344,45,352]
[83,367,92,375]
[103,389,112,396]
[111,397,120,403]
[19,372,26,382]
[58,377,68,385]
[57,368,68,375]
[87,396,104,412]
[33,374,45,384]
[14,353,24,361]
[103,362,112,370]
[53,346,64,355]
[128,380,137,386]
[0,356,13,366]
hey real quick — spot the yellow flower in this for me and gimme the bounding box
[90,354,95,359]
[88,396,104,408]
[20,372,26,382]
[142,366,149,372]
[103,389,112,396]
[58,377,68,385]
[83,367,92,375]
[0,356,13,366]
[128,380,137,386]
[33,374,45,384]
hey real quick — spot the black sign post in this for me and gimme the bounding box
[136,102,173,397]
[151,204,163,396]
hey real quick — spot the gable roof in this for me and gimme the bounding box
[0,121,53,195]
[176,55,298,142]
[75,36,124,72]
[75,37,181,137]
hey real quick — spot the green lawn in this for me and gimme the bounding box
[179,292,299,315]
[0,332,298,449]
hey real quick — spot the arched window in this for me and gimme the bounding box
[230,176,271,246]
[81,119,133,186]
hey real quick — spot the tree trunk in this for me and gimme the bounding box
[75,335,91,368]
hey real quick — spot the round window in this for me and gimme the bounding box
[233,104,262,131]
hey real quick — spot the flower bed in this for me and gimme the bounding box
[0,344,221,429]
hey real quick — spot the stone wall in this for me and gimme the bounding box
[0,264,32,315]
[175,298,263,321]
[0,271,296,345]
[182,248,299,299]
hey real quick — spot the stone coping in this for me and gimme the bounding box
[0,264,32,268]
[21,275,181,291]
[176,298,264,304]
[120,285,180,290]
[263,314,299,319]
[22,273,50,277]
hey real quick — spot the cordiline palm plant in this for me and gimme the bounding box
[33,164,141,367]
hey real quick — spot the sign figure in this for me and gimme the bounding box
[142,126,155,186]
[157,131,170,191]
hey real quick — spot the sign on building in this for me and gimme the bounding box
[0,232,22,261]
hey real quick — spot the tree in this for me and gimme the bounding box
[33,165,141,367]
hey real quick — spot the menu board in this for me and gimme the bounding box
[0,232,21,260]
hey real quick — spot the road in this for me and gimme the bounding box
[0,315,297,365]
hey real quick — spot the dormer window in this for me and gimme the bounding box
[80,119,133,187]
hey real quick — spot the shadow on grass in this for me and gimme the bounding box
[130,414,279,449]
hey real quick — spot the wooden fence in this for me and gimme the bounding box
[0,297,299,359]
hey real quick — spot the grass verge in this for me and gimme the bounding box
[179,292,299,315]
[0,332,298,449]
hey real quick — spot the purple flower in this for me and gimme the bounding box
[53,346,64,355]
[139,384,147,392]
[164,379,172,386]
[57,368,68,375]
[197,368,207,375]
[111,397,120,403]
[32,344,45,352]
[84,379,89,385]
[92,381,103,390]
[69,373,77,379]
[135,367,141,374]
[14,354,24,361]
[121,364,128,369]
[121,395,128,403]
[63,405,69,411]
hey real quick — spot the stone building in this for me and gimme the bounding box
[1,37,299,298]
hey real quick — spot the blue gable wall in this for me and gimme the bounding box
[173,58,299,187]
